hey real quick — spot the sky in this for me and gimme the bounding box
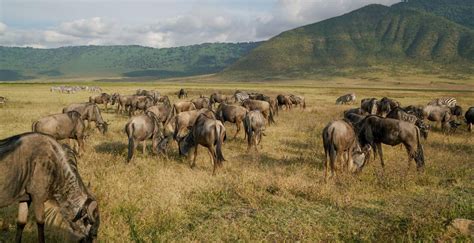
[0,0,400,48]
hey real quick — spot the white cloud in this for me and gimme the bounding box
[0,22,6,35]
[58,17,112,37]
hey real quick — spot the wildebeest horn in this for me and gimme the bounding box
[87,200,98,222]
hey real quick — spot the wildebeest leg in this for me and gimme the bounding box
[32,198,46,243]
[234,120,241,139]
[375,143,385,170]
[190,146,198,169]
[142,140,147,155]
[469,123,472,132]
[15,201,30,243]
[77,137,85,156]
[209,146,218,175]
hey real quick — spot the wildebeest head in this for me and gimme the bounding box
[70,198,100,243]
[450,105,463,117]
[96,122,108,134]
[350,145,371,173]
[178,132,194,156]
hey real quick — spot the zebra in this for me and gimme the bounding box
[336,93,356,105]
[427,97,457,108]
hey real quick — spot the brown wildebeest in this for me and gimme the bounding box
[111,94,134,114]
[387,107,429,139]
[249,93,279,116]
[356,116,425,172]
[465,107,474,132]
[361,98,378,115]
[178,88,187,99]
[289,95,306,109]
[32,111,86,155]
[63,103,108,134]
[423,105,459,132]
[0,132,100,243]
[344,107,364,117]
[125,111,163,162]
[216,103,248,138]
[344,112,366,125]
[129,95,154,116]
[146,102,173,126]
[336,93,356,105]
[172,101,196,115]
[241,99,275,124]
[174,108,216,141]
[244,110,266,152]
[322,120,370,181]
[89,93,111,112]
[178,113,226,175]
[209,93,231,108]
[191,97,210,109]
[276,95,292,110]
[137,89,160,103]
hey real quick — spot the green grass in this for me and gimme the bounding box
[0,77,473,242]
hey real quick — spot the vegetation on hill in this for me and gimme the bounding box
[0,42,260,80]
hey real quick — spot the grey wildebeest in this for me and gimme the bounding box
[146,102,173,126]
[276,95,292,110]
[344,112,366,126]
[322,120,370,181]
[172,101,196,115]
[209,93,232,108]
[336,93,356,105]
[178,88,187,99]
[244,110,266,152]
[289,95,306,109]
[427,97,457,107]
[234,91,249,103]
[32,111,86,155]
[465,107,474,132]
[377,97,400,117]
[216,103,248,138]
[404,105,424,120]
[129,95,154,116]
[111,94,134,114]
[89,93,111,112]
[174,108,216,141]
[136,89,160,102]
[387,107,429,139]
[63,103,108,134]
[249,93,279,116]
[178,113,226,175]
[125,111,163,162]
[356,116,425,172]
[191,97,210,109]
[360,98,378,115]
[241,99,275,125]
[0,96,7,107]
[0,132,100,243]
[423,105,459,132]
[344,108,364,117]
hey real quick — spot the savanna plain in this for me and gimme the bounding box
[0,75,473,242]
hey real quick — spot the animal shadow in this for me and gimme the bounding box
[94,141,128,155]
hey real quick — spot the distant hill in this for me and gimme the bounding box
[223,3,474,78]
[0,42,261,81]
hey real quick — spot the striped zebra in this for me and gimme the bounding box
[335,93,356,105]
[427,97,457,108]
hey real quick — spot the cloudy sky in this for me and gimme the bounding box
[0,0,400,48]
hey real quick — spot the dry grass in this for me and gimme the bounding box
[0,78,473,242]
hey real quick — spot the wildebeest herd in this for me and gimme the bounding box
[1,88,473,242]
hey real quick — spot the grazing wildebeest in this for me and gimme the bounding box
[322,120,370,181]
[125,111,163,162]
[289,95,306,109]
[129,96,154,116]
[361,98,378,115]
[215,103,248,138]
[336,93,356,105]
[174,108,216,141]
[0,96,7,106]
[172,101,196,115]
[209,93,232,108]
[178,88,188,99]
[241,99,275,124]
[356,116,425,171]
[89,93,111,112]
[404,105,424,120]
[191,97,210,109]
[387,107,429,139]
[0,133,100,243]
[63,103,108,134]
[244,110,266,152]
[450,105,463,118]
[465,107,474,132]
[423,105,458,132]
[427,97,457,107]
[32,111,86,155]
[178,113,226,175]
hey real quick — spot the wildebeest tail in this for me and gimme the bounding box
[126,123,134,163]
[269,106,275,124]
[303,99,306,109]
[415,127,425,168]
[244,112,252,146]
[31,121,38,132]
[215,123,226,165]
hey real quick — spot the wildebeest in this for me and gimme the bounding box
[172,101,197,115]
[0,133,100,242]
[63,103,108,134]
[465,107,474,132]
[356,116,425,171]
[191,97,210,109]
[178,88,188,99]
[32,111,86,155]
[0,96,7,106]
[125,111,163,162]
[136,89,160,102]
[336,93,356,105]
[377,97,400,117]
[146,102,173,126]
[241,99,275,125]
[111,93,133,114]
[289,95,306,109]
[450,105,463,118]
[276,95,292,110]
[387,107,429,139]
[174,108,215,141]
[209,93,232,108]
[129,96,154,116]
[322,120,370,180]
[244,110,266,151]
[233,91,249,103]
[89,93,111,112]
[404,105,424,120]
[215,103,248,138]
[344,112,366,125]
[423,105,458,132]
[427,97,457,107]
[249,93,278,116]
[178,113,226,175]
[361,98,378,115]
[344,108,364,117]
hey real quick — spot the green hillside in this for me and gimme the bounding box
[0,42,260,81]
[223,4,474,78]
